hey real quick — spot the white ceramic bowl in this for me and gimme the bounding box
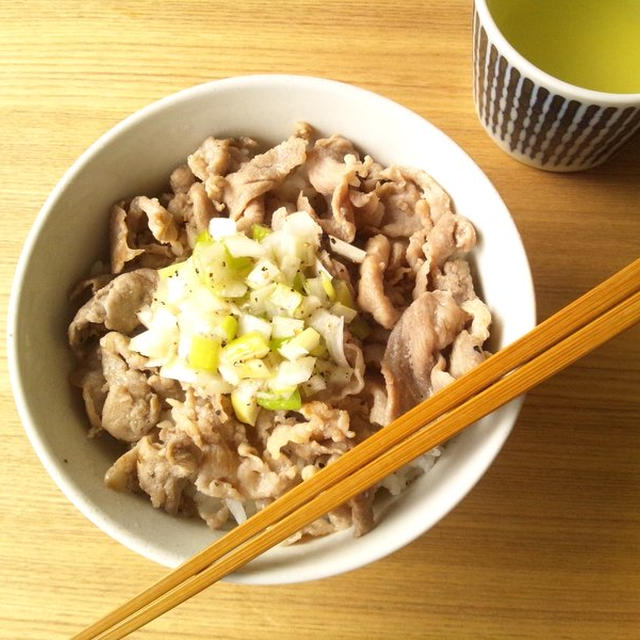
[8,75,535,584]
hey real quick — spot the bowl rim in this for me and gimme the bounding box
[7,74,536,583]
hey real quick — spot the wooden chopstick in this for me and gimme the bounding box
[99,287,640,640]
[76,258,640,640]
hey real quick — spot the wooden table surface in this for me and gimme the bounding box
[1,1,638,638]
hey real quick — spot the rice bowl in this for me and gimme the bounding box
[8,75,536,584]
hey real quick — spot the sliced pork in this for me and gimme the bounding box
[223,135,307,219]
[68,268,157,354]
[381,291,469,421]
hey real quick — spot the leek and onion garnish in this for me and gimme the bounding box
[129,211,368,425]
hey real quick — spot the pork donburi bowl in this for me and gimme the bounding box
[68,123,494,543]
[9,76,535,582]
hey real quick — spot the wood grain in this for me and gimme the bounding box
[1,1,638,638]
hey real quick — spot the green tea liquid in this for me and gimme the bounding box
[487,0,640,93]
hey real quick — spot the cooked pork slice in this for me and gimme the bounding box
[223,135,307,219]
[350,188,385,229]
[164,431,203,478]
[79,367,107,435]
[363,377,389,426]
[350,489,375,537]
[265,421,317,461]
[135,435,194,515]
[147,374,184,403]
[394,166,453,223]
[110,199,183,273]
[236,442,297,500]
[134,196,181,250]
[449,297,492,378]
[188,137,232,181]
[357,234,403,329]
[227,136,260,173]
[165,181,219,249]
[69,273,114,303]
[430,354,456,395]
[133,243,177,270]
[287,440,350,463]
[186,181,216,235]
[406,227,429,270]
[298,401,354,442]
[306,135,359,195]
[110,203,145,273]
[235,196,265,232]
[318,171,357,241]
[104,445,140,492]
[194,442,242,500]
[167,191,190,223]
[285,517,338,544]
[169,164,196,194]
[165,392,250,503]
[463,297,492,344]
[432,259,477,304]
[375,166,433,237]
[340,340,365,398]
[381,291,469,421]
[326,504,353,531]
[193,492,231,529]
[168,387,237,449]
[374,165,455,238]
[272,164,312,203]
[423,211,477,273]
[99,332,160,442]
[265,402,354,461]
[385,238,413,291]
[448,331,486,379]
[410,214,477,299]
[70,345,107,436]
[293,120,314,142]
[68,268,157,353]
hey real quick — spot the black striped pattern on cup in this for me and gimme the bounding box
[473,6,640,171]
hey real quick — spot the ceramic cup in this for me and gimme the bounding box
[473,0,640,172]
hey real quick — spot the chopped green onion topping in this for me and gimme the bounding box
[218,315,238,343]
[321,273,336,301]
[257,388,302,411]
[292,271,306,293]
[269,336,289,351]
[188,335,221,372]
[333,279,354,308]
[270,284,303,315]
[220,332,270,364]
[127,212,360,424]
[251,224,272,241]
[231,384,259,426]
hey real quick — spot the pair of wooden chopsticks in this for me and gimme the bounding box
[75,258,640,640]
